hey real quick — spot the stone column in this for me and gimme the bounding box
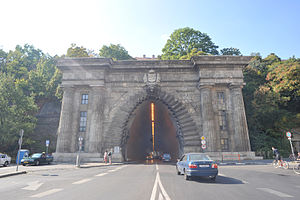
[229,84,251,151]
[56,86,75,153]
[199,83,216,152]
[87,86,105,153]
[70,90,81,152]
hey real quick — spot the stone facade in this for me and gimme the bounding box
[54,56,256,162]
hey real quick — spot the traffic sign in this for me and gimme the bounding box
[201,136,206,140]
[286,132,292,138]
[201,140,206,145]
[46,140,50,146]
[201,144,206,149]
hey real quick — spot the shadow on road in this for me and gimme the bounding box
[190,175,244,185]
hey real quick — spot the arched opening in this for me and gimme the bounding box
[125,100,179,161]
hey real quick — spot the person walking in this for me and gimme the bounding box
[108,150,112,164]
[104,150,108,164]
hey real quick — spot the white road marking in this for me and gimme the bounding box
[156,164,159,171]
[95,173,108,177]
[115,165,127,170]
[295,186,300,188]
[150,172,171,200]
[241,180,249,184]
[22,181,43,191]
[158,192,164,200]
[108,169,117,172]
[218,173,226,176]
[257,188,293,198]
[31,188,63,198]
[72,178,92,185]
[150,175,158,200]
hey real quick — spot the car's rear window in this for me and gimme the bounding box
[189,154,211,161]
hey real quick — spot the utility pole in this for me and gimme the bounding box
[16,129,24,172]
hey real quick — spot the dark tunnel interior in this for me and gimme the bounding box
[126,100,179,161]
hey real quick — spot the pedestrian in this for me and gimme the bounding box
[108,151,112,164]
[272,146,281,163]
[104,150,108,164]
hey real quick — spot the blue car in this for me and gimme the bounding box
[176,153,218,181]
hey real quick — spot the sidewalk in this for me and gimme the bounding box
[0,162,123,178]
[218,159,273,166]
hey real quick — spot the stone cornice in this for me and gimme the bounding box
[191,56,253,67]
[57,56,253,71]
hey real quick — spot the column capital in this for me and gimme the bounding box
[197,82,215,90]
[61,85,75,92]
[229,83,245,90]
[90,85,105,91]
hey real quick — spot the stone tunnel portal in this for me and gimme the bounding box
[125,100,179,161]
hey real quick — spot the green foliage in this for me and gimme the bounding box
[66,43,89,57]
[3,44,44,79]
[99,44,133,60]
[0,73,38,154]
[220,47,241,55]
[243,53,300,154]
[161,27,219,60]
[266,58,300,111]
[0,45,62,155]
[179,48,208,60]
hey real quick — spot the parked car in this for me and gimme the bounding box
[21,153,53,166]
[161,153,171,162]
[0,153,11,167]
[176,153,218,181]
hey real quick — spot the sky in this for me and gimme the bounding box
[0,0,299,59]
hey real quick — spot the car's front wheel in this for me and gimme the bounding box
[35,160,40,166]
[3,161,8,167]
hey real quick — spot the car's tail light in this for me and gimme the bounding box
[189,164,197,168]
[211,164,218,169]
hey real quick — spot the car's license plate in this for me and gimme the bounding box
[24,162,28,163]
[199,165,209,167]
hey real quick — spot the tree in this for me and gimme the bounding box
[220,47,241,55]
[0,49,7,72]
[161,27,219,60]
[0,73,38,154]
[179,48,208,60]
[66,43,89,57]
[99,44,133,60]
[266,58,300,112]
[4,44,44,79]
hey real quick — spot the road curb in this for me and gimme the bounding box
[0,171,26,178]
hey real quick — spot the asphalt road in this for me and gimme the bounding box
[0,163,300,200]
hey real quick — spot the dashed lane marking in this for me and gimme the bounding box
[257,188,293,198]
[22,181,43,191]
[218,173,226,176]
[156,164,159,171]
[72,178,92,185]
[30,188,63,198]
[95,173,108,177]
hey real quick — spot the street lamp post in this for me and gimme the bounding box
[76,136,83,168]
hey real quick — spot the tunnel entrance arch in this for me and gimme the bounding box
[119,87,198,161]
